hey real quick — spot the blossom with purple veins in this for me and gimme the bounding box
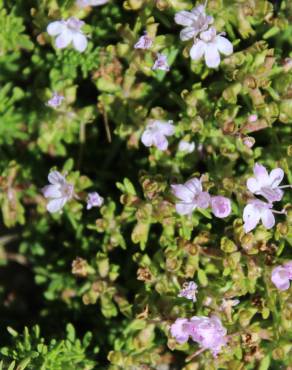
[247,163,285,202]
[86,192,104,210]
[174,4,213,42]
[170,315,228,357]
[47,17,88,52]
[187,315,228,356]
[271,261,292,291]
[134,33,153,49]
[47,92,64,109]
[42,171,74,213]
[190,27,233,68]
[178,281,198,302]
[211,196,231,218]
[152,53,170,71]
[171,178,211,216]
[242,199,284,233]
[141,120,174,151]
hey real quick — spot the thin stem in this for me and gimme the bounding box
[186,347,206,362]
[101,103,112,143]
[279,185,292,189]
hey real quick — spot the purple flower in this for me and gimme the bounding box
[86,192,104,210]
[134,33,153,49]
[175,4,213,41]
[211,196,231,218]
[247,163,285,202]
[152,53,170,71]
[190,27,233,68]
[271,261,292,291]
[178,281,198,302]
[47,92,64,108]
[186,315,227,357]
[178,140,195,154]
[243,199,275,233]
[42,171,74,213]
[248,114,258,123]
[76,0,108,7]
[171,178,211,216]
[47,17,88,52]
[170,318,190,344]
[141,120,174,151]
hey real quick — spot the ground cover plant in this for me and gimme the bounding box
[0,0,292,369]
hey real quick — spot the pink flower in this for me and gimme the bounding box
[211,196,231,218]
[243,199,275,233]
[47,92,64,108]
[42,171,74,213]
[152,53,170,71]
[186,315,227,356]
[247,163,285,202]
[170,318,190,344]
[248,114,258,123]
[190,27,233,68]
[171,178,211,216]
[271,261,292,291]
[178,281,198,302]
[175,4,213,41]
[141,120,174,151]
[86,192,104,210]
[47,17,88,52]
[134,33,153,49]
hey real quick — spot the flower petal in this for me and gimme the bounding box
[190,40,205,61]
[47,197,67,213]
[185,178,202,194]
[174,11,196,26]
[42,185,62,199]
[154,133,168,150]
[55,29,73,49]
[156,121,174,136]
[204,43,220,68]
[243,204,261,233]
[176,202,195,215]
[141,129,154,147]
[72,33,88,52]
[269,168,284,187]
[171,184,194,202]
[48,171,65,185]
[253,163,269,182]
[261,209,275,229]
[47,21,63,36]
[216,36,233,56]
[246,178,260,193]
[180,27,197,41]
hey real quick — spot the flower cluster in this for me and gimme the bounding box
[42,171,103,213]
[271,261,292,291]
[171,178,231,218]
[243,163,289,233]
[141,120,174,151]
[170,315,228,357]
[174,4,233,68]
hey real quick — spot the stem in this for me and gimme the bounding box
[186,347,206,362]
[279,185,292,189]
[101,103,112,143]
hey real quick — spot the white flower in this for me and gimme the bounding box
[243,199,275,233]
[178,140,195,153]
[141,120,174,151]
[246,163,285,202]
[134,33,153,49]
[190,27,233,68]
[171,178,211,215]
[47,17,88,52]
[178,281,198,302]
[76,0,108,7]
[175,4,213,41]
[87,192,104,210]
[47,92,64,108]
[42,171,74,213]
[152,53,170,71]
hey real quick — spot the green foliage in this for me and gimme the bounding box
[0,0,292,369]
